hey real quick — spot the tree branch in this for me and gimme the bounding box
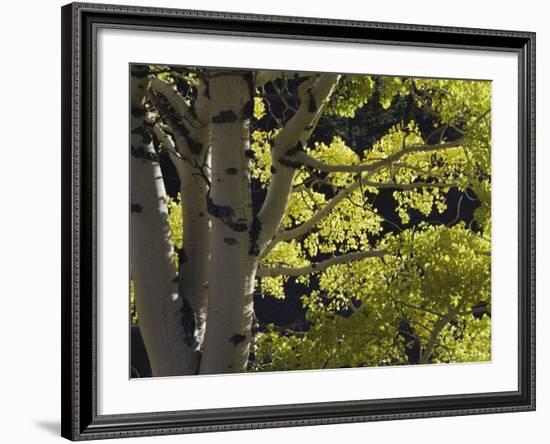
[254,74,340,256]
[261,177,457,259]
[152,124,190,178]
[148,83,209,163]
[149,77,193,122]
[291,137,465,174]
[363,180,457,190]
[257,249,387,277]
[419,311,456,364]
[419,299,467,365]
[265,177,362,254]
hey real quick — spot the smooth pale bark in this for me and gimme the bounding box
[199,72,257,374]
[151,78,212,362]
[256,74,339,254]
[130,76,198,376]
[174,128,210,351]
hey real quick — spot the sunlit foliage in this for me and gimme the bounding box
[162,72,492,371]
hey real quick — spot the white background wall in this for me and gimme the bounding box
[0,0,546,442]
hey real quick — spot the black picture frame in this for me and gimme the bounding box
[61,2,536,440]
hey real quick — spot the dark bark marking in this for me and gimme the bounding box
[131,126,153,145]
[180,297,196,347]
[277,157,301,169]
[131,106,146,118]
[187,102,199,122]
[130,145,143,158]
[212,110,238,124]
[131,66,150,78]
[177,125,202,155]
[198,212,205,217]
[223,237,238,246]
[131,145,159,162]
[248,217,262,256]
[206,192,248,232]
[131,203,143,213]
[229,334,246,346]
[226,167,238,175]
[285,141,304,157]
[207,194,234,219]
[270,166,277,174]
[308,90,318,113]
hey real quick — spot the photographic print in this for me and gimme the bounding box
[63,4,535,438]
[129,65,492,378]
[62,4,536,438]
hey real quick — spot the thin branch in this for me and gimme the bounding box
[149,77,192,119]
[392,162,438,176]
[152,124,188,162]
[257,249,387,278]
[291,137,465,175]
[363,180,457,190]
[152,123,210,188]
[420,311,456,364]
[392,299,446,318]
[419,298,466,365]
[262,178,456,259]
[254,74,340,255]
[261,177,361,258]
[152,124,186,166]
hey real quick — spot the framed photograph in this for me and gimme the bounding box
[61,2,535,440]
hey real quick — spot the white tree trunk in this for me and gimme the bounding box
[137,72,338,376]
[199,72,257,374]
[130,76,199,376]
[177,156,210,352]
[168,82,212,357]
